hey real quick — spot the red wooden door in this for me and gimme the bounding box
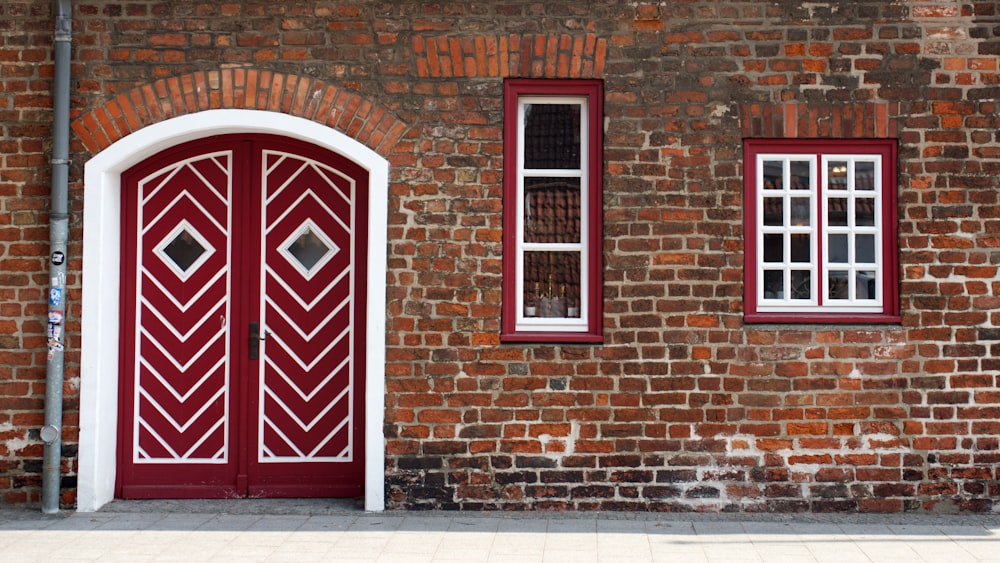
[118,135,367,499]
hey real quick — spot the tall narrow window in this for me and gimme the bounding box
[744,139,899,323]
[502,79,603,342]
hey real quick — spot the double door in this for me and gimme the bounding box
[117,134,367,498]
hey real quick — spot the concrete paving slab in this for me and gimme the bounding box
[2,502,1000,562]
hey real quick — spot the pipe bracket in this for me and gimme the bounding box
[40,425,60,444]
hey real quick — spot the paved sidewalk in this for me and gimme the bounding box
[2,500,1000,562]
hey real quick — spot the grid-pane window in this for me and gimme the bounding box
[502,80,603,342]
[744,139,899,323]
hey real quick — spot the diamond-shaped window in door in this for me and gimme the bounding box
[154,221,216,281]
[279,219,340,279]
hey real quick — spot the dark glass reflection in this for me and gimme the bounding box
[855,197,875,227]
[790,234,810,263]
[855,161,875,190]
[523,178,581,244]
[828,271,849,300]
[856,234,876,263]
[828,234,849,263]
[523,104,581,170]
[287,228,331,271]
[790,160,810,190]
[857,271,877,300]
[763,234,783,263]
[763,198,784,226]
[828,198,848,227]
[791,270,810,299]
[762,160,783,189]
[163,229,206,272]
[828,160,848,188]
[763,270,784,299]
[790,198,810,226]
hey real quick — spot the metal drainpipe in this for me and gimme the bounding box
[41,0,72,514]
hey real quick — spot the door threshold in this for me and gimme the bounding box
[97,497,364,515]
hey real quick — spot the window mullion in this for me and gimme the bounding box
[817,153,826,307]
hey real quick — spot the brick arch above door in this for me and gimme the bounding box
[71,69,409,158]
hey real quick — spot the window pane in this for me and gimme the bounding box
[790,234,810,262]
[828,271,849,300]
[162,229,206,272]
[828,234,848,263]
[790,161,810,190]
[828,198,848,226]
[762,161,783,189]
[524,178,581,244]
[790,197,810,226]
[763,234,783,262]
[523,104,581,170]
[856,271,876,299]
[856,234,875,263]
[763,198,783,226]
[763,270,784,299]
[855,161,875,190]
[523,251,581,318]
[791,270,810,300]
[855,197,875,226]
[287,228,332,272]
[828,160,848,188]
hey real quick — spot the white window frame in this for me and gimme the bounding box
[513,95,590,334]
[820,155,883,309]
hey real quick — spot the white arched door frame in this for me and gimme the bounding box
[77,110,387,512]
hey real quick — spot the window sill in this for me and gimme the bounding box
[744,312,901,324]
[500,331,604,344]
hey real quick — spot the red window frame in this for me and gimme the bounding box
[743,139,900,324]
[501,79,604,342]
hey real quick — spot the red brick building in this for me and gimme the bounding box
[2,1,1000,513]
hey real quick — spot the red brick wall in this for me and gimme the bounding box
[2,1,1000,512]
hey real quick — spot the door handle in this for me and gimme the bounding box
[249,321,265,360]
